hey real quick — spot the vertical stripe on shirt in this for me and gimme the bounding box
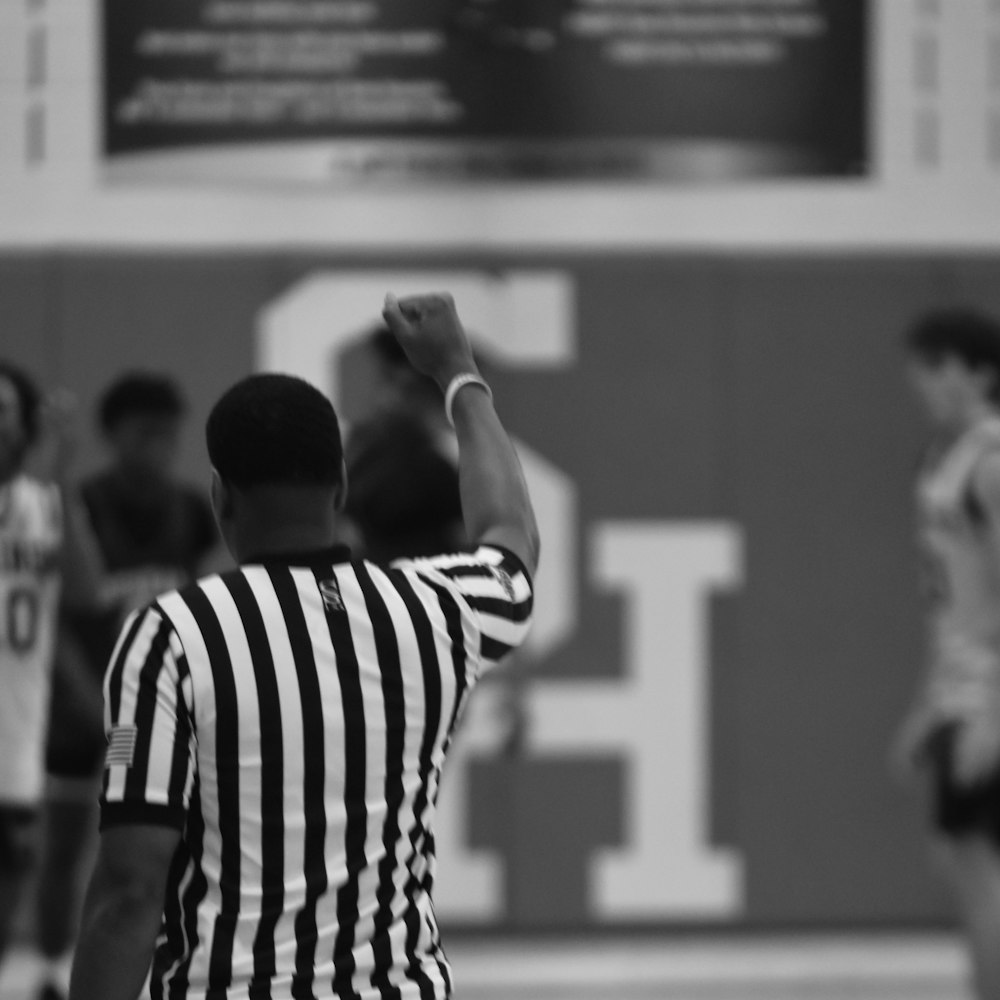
[223,572,286,999]
[99,545,534,1000]
[357,565,406,1000]
[268,566,328,1000]
[388,570,447,998]
[180,583,242,993]
[318,565,368,998]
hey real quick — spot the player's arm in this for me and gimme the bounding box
[69,824,180,1000]
[37,390,106,608]
[50,619,105,745]
[951,449,1000,784]
[974,450,1000,580]
[71,605,193,1000]
[382,292,540,576]
[58,487,106,609]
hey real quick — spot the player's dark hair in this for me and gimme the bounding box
[906,309,1000,400]
[206,373,343,489]
[99,371,185,432]
[369,324,410,370]
[0,360,42,445]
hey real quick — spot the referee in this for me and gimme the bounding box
[68,293,539,1000]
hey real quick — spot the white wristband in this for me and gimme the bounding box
[444,373,493,427]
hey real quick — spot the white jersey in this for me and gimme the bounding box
[916,416,1000,718]
[0,474,62,805]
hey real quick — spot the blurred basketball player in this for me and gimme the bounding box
[343,326,528,751]
[895,309,1000,1000]
[35,372,218,1000]
[0,363,102,978]
[342,325,465,562]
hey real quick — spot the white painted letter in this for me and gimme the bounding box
[529,521,744,918]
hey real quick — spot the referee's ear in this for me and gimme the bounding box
[334,458,348,513]
[210,467,234,522]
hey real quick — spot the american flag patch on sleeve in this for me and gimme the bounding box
[105,724,138,769]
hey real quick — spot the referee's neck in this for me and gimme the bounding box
[222,483,342,565]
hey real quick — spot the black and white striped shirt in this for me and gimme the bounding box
[101,543,533,1000]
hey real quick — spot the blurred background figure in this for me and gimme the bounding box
[33,371,219,1000]
[896,309,1000,1000]
[341,325,466,562]
[0,363,103,988]
[342,324,529,754]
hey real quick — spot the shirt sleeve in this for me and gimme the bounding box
[100,604,196,831]
[405,544,534,673]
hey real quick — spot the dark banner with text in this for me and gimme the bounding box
[102,0,869,184]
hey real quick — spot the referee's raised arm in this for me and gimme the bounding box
[382,292,540,577]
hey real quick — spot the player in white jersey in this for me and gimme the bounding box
[896,310,1000,1000]
[0,362,103,972]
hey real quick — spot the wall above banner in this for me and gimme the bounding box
[1,1,999,247]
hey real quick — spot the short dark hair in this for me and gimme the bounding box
[98,372,185,432]
[0,361,42,445]
[206,373,343,489]
[367,324,441,401]
[906,309,1000,399]
[369,324,409,370]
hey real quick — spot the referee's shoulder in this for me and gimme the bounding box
[141,567,235,621]
[126,568,240,651]
[384,544,534,591]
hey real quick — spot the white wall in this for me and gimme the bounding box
[0,0,998,249]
